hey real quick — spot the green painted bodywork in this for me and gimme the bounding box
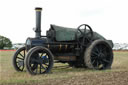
[50,25,78,41]
[50,25,105,41]
[47,24,113,48]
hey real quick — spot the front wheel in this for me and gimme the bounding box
[84,40,113,70]
[25,46,54,75]
[12,46,26,71]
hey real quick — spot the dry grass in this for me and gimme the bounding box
[0,51,128,85]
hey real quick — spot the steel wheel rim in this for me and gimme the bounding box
[15,48,26,71]
[90,43,113,70]
[28,49,52,74]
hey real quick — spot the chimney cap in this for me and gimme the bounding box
[35,7,42,11]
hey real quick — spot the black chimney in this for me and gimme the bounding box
[35,7,42,38]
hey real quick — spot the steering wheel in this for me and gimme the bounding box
[76,24,93,47]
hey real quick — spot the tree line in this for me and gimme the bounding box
[0,35,12,49]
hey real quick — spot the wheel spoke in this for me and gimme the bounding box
[24,50,25,58]
[19,53,24,58]
[18,64,21,67]
[40,64,42,74]
[94,47,100,53]
[43,63,49,66]
[78,28,84,35]
[91,56,97,60]
[21,66,24,71]
[40,53,43,58]
[102,46,106,52]
[92,51,98,56]
[98,45,103,53]
[41,64,46,70]
[31,58,40,63]
[35,67,37,73]
[31,64,37,71]
[17,57,24,60]
[91,60,95,65]
[96,60,99,68]
[102,59,110,63]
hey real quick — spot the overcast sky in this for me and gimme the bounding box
[0,0,128,43]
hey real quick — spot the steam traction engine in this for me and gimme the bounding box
[12,7,113,75]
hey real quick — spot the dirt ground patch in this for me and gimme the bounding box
[48,71,128,85]
[0,51,128,85]
[2,71,128,85]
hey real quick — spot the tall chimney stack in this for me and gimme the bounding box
[35,7,42,38]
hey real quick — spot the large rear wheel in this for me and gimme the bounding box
[84,40,113,70]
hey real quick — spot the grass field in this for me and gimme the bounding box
[0,51,128,85]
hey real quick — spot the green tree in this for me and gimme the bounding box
[0,35,12,49]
